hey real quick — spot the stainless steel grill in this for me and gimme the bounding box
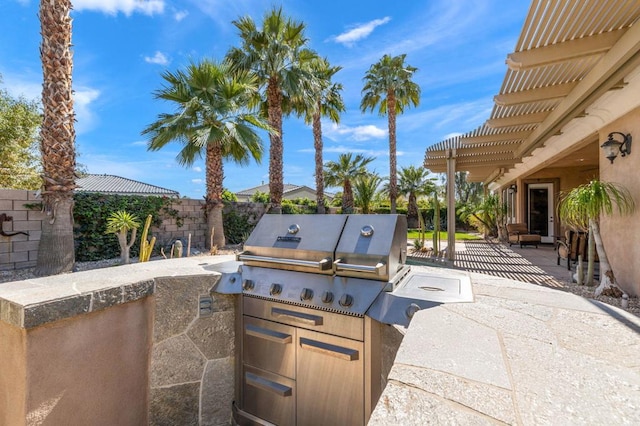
[212,214,473,425]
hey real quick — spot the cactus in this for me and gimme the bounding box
[139,214,156,262]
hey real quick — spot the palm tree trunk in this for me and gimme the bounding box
[387,92,397,214]
[35,0,76,276]
[591,219,622,297]
[206,143,226,248]
[343,180,354,214]
[407,192,418,228]
[267,78,283,214]
[313,109,325,214]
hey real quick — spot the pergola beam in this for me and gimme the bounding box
[494,81,578,107]
[460,130,531,144]
[506,29,626,71]
[486,111,551,128]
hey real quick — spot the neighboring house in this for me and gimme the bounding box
[76,174,179,197]
[425,0,640,296]
[235,183,333,202]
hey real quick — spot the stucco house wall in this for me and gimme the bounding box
[599,107,640,296]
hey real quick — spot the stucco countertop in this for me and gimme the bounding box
[0,255,235,329]
[369,265,640,425]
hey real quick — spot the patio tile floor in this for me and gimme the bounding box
[408,239,580,290]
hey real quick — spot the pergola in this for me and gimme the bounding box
[424,0,640,260]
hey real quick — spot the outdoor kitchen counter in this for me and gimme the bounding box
[369,265,640,425]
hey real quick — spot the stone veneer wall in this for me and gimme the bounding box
[0,256,238,425]
[150,274,236,426]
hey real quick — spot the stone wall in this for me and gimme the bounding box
[0,190,273,270]
[0,189,44,270]
[150,274,236,426]
[155,198,208,251]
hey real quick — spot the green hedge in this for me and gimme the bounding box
[73,193,180,261]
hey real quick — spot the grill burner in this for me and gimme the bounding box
[211,214,472,425]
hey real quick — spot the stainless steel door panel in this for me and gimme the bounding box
[244,297,364,341]
[243,365,295,426]
[243,316,296,379]
[296,328,364,426]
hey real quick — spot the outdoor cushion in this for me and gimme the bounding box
[506,223,541,248]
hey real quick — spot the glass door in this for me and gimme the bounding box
[528,183,554,243]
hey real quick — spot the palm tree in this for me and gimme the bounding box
[353,173,383,214]
[35,0,76,276]
[227,7,316,213]
[142,60,268,249]
[361,54,420,214]
[324,153,375,214]
[558,179,635,297]
[295,57,345,214]
[397,166,434,228]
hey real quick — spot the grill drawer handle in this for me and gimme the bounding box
[271,307,323,326]
[333,259,387,276]
[245,372,292,397]
[245,324,292,344]
[237,253,332,271]
[299,337,359,361]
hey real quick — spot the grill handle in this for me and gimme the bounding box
[237,253,332,271]
[333,259,387,276]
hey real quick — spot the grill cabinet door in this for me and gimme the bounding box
[242,365,295,425]
[243,316,296,379]
[296,328,364,425]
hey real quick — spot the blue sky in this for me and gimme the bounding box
[1,0,529,198]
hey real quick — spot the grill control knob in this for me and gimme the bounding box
[339,294,354,307]
[242,279,255,291]
[321,291,334,304]
[406,303,421,319]
[269,283,282,296]
[300,288,314,301]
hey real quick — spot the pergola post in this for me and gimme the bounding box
[446,148,456,261]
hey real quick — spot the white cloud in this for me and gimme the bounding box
[144,51,169,65]
[174,10,189,22]
[191,178,204,184]
[193,166,202,172]
[73,0,164,16]
[324,123,387,142]
[333,17,391,46]
[74,87,101,134]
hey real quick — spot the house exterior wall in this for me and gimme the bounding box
[599,107,640,296]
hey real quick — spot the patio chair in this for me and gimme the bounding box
[556,230,598,270]
[506,223,541,248]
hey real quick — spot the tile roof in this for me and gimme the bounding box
[76,174,179,197]
[236,183,304,196]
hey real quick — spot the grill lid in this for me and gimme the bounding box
[238,215,348,274]
[334,214,407,282]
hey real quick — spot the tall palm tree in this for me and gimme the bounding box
[227,7,316,213]
[324,153,375,214]
[142,60,268,248]
[295,57,345,214]
[35,0,76,276]
[354,173,383,214]
[361,54,420,214]
[397,166,434,228]
[558,179,635,297]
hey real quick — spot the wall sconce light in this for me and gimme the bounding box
[600,132,632,164]
[509,184,517,193]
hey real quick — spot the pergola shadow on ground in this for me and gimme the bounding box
[408,239,576,289]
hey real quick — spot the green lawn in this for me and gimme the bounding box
[407,230,481,241]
